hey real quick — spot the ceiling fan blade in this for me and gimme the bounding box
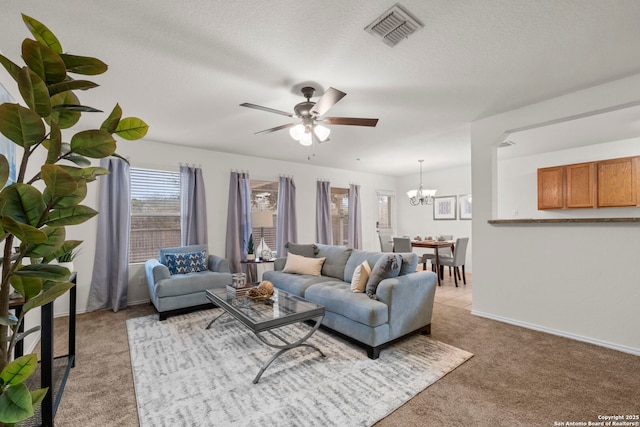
[254,123,297,134]
[240,102,294,117]
[322,117,379,127]
[311,87,346,116]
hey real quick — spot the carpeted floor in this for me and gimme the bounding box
[49,301,640,426]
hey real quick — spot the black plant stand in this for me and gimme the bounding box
[18,272,77,427]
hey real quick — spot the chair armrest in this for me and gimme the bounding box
[144,259,170,289]
[375,271,437,339]
[208,255,231,273]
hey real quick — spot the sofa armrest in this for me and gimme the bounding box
[375,271,438,339]
[145,259,171,289]
[208,255,230,273]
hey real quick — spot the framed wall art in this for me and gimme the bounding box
[433,195,457,220]
[459,194,472,220]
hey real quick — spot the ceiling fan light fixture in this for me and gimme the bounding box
[289,124,305,140]
[314,124,331,142]
[299,132,313,146]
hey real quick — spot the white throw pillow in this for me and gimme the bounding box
[282,253,326,276]
[350,261,371,293]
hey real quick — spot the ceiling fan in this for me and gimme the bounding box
[240,86,379,146]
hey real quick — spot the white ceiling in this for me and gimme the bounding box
[1,0,640,176]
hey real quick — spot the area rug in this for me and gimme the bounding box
[127,309,473,427]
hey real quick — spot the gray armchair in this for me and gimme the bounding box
[145,244,232,320]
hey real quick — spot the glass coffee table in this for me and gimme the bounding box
[205,287,325,383]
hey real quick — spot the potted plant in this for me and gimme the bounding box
[246,234,255,261]
[0,14,147,425]
[55,248,79,272]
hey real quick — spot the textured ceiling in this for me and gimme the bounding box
[1,0,640,176]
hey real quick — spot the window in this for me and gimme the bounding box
[250,180,278,255]
[331,187,349,246]
[130,168,181,263]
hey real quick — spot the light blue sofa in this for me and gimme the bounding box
[263,244,438,359]
[145,244,232,320]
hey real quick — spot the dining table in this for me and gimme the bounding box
[411,240,455,286]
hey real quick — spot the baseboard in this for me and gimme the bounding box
[471,309,640,356]
[52,298,151,319]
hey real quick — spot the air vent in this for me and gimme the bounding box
[365,3,424,47]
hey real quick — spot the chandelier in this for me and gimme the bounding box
[407,159,437,205]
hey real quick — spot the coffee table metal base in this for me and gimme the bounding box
[206,311,325,384]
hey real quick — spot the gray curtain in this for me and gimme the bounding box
[87,158,131,312]
[225,171,251,274]
[316,180,332,245]
[180,165,208,246]
[276,176,297,257]
[348,184,362,249]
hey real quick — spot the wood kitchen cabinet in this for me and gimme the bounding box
[538,156,640,210]
[597,156,639,207]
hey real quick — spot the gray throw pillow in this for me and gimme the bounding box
[285,242,319,258]
[365,254,402,299]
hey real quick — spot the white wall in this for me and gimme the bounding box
[396,166,473,271]
[471,73,640,355]
[498,137,640,219]
[61,140,397,314]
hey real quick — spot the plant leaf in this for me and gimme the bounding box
[42,239,82,263]
[45,179,87,209]
[46,123,62,164]
[23,226,65,258]
[0,217,47,243]
[47,79,98,97]
[14,264,70,283]
[10,275,43,301]
[114,117,149,140]
[14,326,42,344]
[21,39,66,85]
[23,281,74,312]
[41,164,77,197]
[0,155,9,188]
[0,103,46,148]
[100,103,122,134]
[0,383,34,423]
[47,91,80,129]
[17,67,51,118]
[30,387,48,409]
[59,166,109,182]
[45,205,97,227]
[51,104,102,113]
[0,354,38,387]
[70,130,116,158]
[0,183,46,227]
[65,154,92,167]
[60,53,108,75]
[0,53,21,82]
[22,14,63,54]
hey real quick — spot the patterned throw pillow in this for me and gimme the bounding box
[365,254,402,299]
[164,251,208,275]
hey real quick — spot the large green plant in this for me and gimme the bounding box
[0,14,147,425]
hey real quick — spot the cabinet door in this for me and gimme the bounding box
[597,157,637,207]
[565,162,596,208]
[538,166,564,210]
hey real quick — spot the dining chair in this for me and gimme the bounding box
[378,232,394,252]
[422,235,454,273]
[437,237,469,287]
[392,237,412,253]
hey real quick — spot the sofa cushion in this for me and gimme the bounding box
[365,254,402,298]
[155,270,231,297]
[305,282,389,327]
[282,253,326,276]
[164,250,208,275]
[398,252,418,275]
[285,242,319,258]
[350,261,371,293]
[315,244,353,280]
[262,270,331,297]
[344,250,385,281]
